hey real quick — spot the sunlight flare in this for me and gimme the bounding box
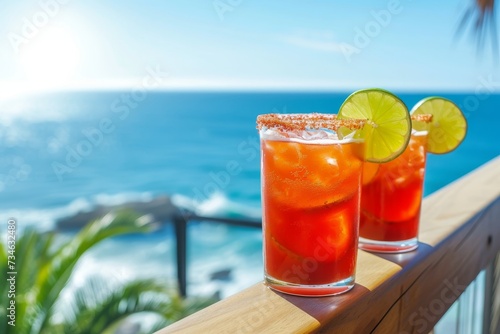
[18,26,80,86]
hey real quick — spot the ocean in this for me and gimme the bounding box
[0,91,498,301]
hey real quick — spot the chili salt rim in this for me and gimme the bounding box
[411,114,433,123]
[256,113,366,132]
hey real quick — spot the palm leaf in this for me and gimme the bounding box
[61,278,172,334]
[0,235,10,334]
[0,228,59,334]
[457,0,498,58]
[26,210,154,334]
[19,230,59,331]
[56,277,216,334]
[0,210,216,334]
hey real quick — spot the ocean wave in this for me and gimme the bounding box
[0,191,155,233]
[171,191,261,219]
[92,192,154,206]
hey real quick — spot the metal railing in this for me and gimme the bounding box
[172,211,261,297]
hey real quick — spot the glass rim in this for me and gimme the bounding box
[411,129,429,136]
[256,113,365,132]
[411,113,433,123]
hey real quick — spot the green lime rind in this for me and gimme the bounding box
[338,88,412,163]
[411,97,467,155]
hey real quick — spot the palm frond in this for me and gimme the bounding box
[457,0,498,59]
[0,228,60,334]
[0,236,10,334]
[0,237,6,264]
[56,277,215,334]
[26,210,154,334]
[0,210,214,334]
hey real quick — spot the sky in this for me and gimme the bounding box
[0,0,498,96]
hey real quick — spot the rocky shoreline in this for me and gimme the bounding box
[55,195,181,231]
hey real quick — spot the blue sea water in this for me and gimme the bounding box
[0,91,498,298]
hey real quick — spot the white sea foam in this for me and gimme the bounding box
[92,192,154,206]
[187,232,263,298]
[172,191,261,218]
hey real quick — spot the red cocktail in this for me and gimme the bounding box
[258,114,364,296]
[359,131,428,253]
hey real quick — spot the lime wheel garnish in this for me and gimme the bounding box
[411,97,467,154]
[337,88,412,163]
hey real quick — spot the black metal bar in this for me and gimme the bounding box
[173,214,188,297]
[185,213,262,228]
[172,210,262,297]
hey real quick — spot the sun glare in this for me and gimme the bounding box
[18,27,80,88]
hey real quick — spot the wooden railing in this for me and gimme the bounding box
[157,156,500,334]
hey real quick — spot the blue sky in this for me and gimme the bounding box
[0,0,498,94]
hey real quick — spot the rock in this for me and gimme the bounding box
[56,195,181,231]
[209,268,232,281]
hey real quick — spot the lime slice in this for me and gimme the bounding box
[411,97,467,154]
[338,88,411,163]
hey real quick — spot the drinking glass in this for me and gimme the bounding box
[359,131,428,253]
[258,114,364,296]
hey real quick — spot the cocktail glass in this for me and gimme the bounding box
[358,130,428,253]
[257,113,364,296]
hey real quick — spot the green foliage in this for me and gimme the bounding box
[0,210,216,334]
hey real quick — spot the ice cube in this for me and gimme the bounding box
[326,158,338,167]
[299,129,334,140]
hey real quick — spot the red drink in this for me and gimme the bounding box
[259,114,364,296]
[359,132,428,253]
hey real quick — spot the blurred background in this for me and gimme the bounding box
[0,0,499,333]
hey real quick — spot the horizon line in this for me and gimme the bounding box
[1,81,498,100]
